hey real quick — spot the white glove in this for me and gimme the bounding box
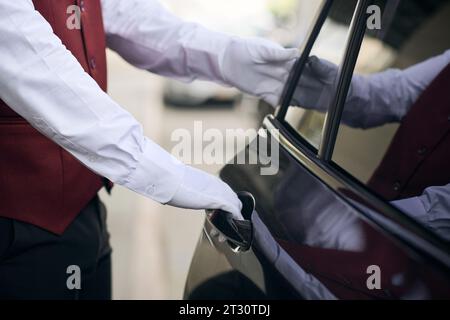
[292,56,378,128]
[167,165,244,220]
[292,56,414,129]
[220,37,299,106]
[292,56,340,112]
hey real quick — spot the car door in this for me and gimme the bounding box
[185,0,450,300]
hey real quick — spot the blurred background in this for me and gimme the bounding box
[101,0,311,299]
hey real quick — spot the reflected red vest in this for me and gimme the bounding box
[281,64,450,300]
[0,0,108,234]
[369,63,450,200]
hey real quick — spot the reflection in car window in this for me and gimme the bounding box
[250,0,450,299]
[278,0,450,241]
[330,0,450,241]
[284,0,358,149]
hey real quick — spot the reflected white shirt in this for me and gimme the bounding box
[349,52,450,240]
[345,50,450,128]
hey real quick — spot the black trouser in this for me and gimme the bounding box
[0,195,112,300]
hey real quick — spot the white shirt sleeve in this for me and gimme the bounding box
[0,0,186,203]
[346,50,450,128]
[100,0,232,84]
[392,184,450,242]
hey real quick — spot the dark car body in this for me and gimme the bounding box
[184,0,450,300]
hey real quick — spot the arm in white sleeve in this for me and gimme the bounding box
[296,51,450,129]
[100,0,231,84]
[392,184,450,241]
[345,49,450,128]
[100,0,299,106]
[0,0,185,203]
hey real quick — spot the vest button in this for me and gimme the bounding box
[391,273,406,287]
[417,147,427,156]
[393,182,401,192]
[89,57,96,70]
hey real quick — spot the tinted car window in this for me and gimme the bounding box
[330,0,450,240]
[283,0,358,150]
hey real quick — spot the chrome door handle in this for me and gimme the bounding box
[207,191,255,252]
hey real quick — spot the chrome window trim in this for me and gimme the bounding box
[276,0,334,121]
[318,0,371,160]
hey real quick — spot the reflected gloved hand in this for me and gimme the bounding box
[167,165,244,221]
[291,56,407,129]
[292,56,342,112]
[220,37,299,107]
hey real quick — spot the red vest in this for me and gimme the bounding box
[369,63,450,200]
[0,0,108,234]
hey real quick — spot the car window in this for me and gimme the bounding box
[330,0,450,239]
[282,0,358,150]
[276,0,450,243]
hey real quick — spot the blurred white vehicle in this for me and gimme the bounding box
[163,80,240,107]
[162,0,275,107]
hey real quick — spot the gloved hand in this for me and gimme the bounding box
[292,56,342,112]
[167,165,244,220]
[220,37,299,107]
[291,56,408,129]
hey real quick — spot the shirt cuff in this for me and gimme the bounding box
[122,137,186,204]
